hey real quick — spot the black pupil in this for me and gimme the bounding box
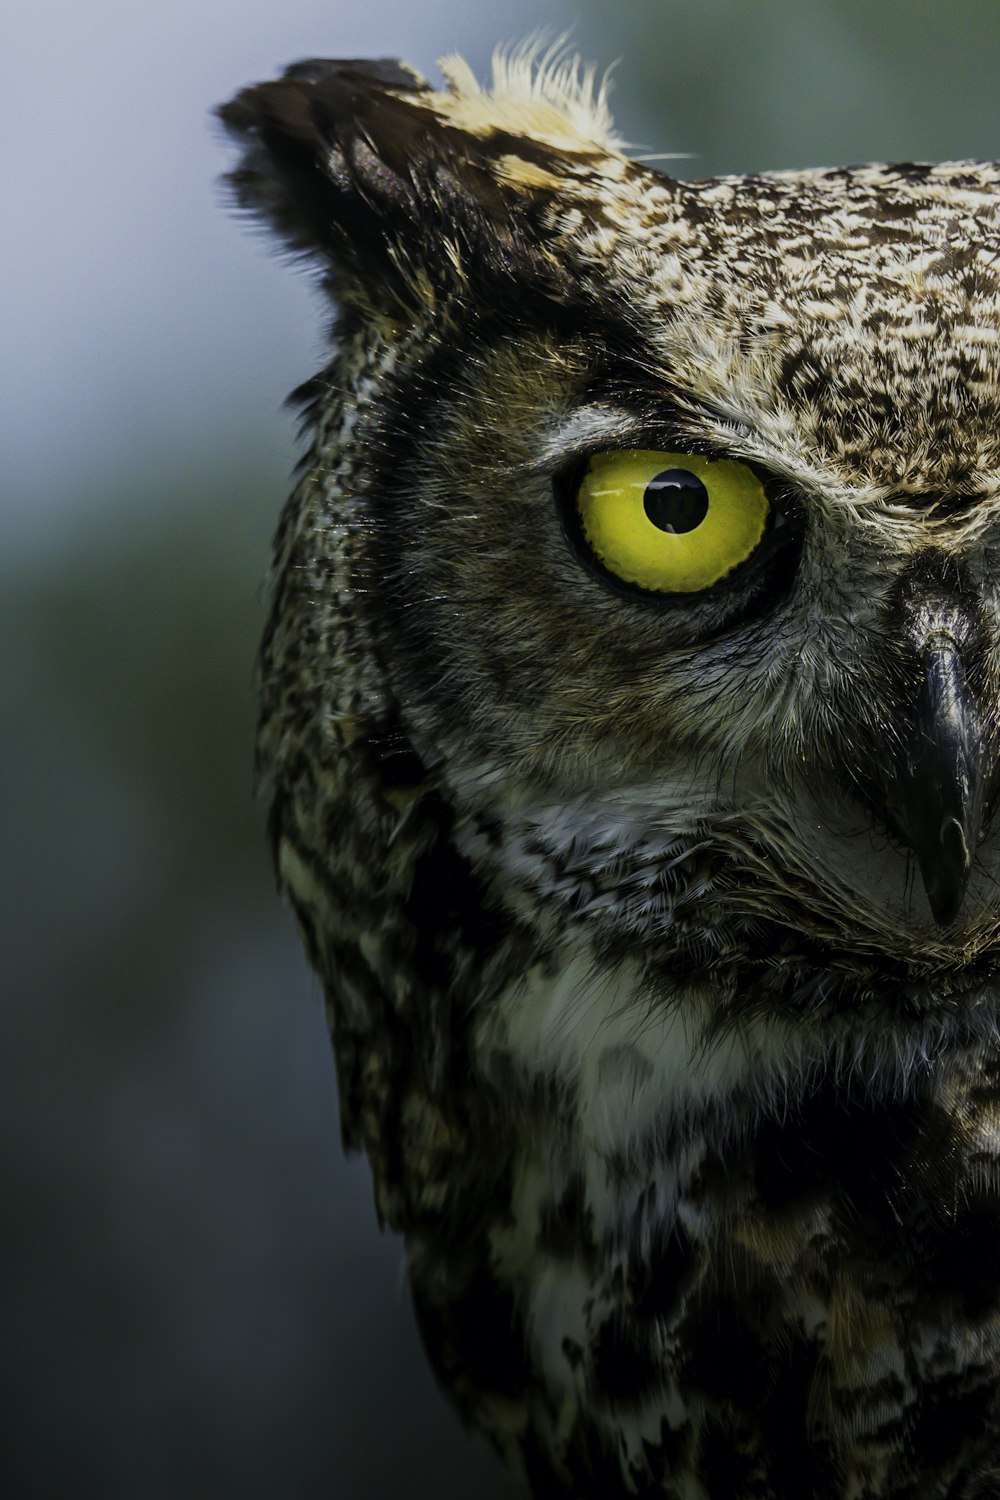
[643,469,709,534]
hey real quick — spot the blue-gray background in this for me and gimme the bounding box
[6,2,1000,1495]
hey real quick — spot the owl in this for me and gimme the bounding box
[219,47,1000,1499]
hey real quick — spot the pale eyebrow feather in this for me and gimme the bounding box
[530,406,645,470]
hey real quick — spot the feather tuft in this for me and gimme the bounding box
[432,37,623,154]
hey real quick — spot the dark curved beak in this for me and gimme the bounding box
[892,629,987,926]
[860,559,994,928]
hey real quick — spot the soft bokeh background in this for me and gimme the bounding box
[6,2,1000,1495]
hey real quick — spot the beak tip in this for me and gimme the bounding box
[920,822,972,927]
[925,885,965,929]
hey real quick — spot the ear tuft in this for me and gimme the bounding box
[217,50,626,315]
[436,40,623,155]
[216,59,432,266]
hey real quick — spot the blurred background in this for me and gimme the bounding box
[6,1,1000,1495]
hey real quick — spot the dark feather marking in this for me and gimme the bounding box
[218,57,582,309]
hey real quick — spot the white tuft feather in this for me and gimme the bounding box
[433,37,624,154]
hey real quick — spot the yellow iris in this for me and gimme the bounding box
[575,449,770,594]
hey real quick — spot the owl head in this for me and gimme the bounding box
[219,50,1000,1043]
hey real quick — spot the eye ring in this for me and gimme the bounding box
[555,446,803,617]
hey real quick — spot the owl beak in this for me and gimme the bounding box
[891,629,987,928]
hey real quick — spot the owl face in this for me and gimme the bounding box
[355,202,1000,993]
[221,53,1000,1018]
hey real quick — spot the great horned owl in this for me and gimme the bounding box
[219,48,1000,1499]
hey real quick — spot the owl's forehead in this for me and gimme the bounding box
[582,161,1000,491]
[646,161,1000,276]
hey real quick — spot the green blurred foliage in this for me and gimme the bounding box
[598,0,1000,173]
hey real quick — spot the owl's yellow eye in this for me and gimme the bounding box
[574,449,771,594]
